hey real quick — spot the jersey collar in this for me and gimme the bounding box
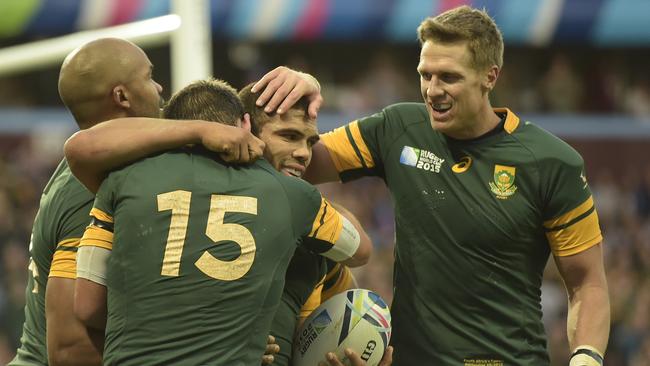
[494,108,520,134]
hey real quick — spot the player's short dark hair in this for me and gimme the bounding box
[163,78,244,126]
[238,82,310,136]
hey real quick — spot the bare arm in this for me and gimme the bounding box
[46,278,103,366]
[554,243,610,359]
[64,118,265,193]
[303,142,341,185]
[73,278,107,331]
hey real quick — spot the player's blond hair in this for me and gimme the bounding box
[417,5,503,71]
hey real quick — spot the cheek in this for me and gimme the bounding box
[420,81,428,98]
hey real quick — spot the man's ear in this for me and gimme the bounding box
[483,65,500,92]
[241,113,252,132]
[112,85,130,108]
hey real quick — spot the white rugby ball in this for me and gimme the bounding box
[293,289,391,366]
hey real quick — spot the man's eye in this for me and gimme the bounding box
[441,73,461,83]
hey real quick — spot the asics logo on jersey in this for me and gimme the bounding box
[452,156,472,173]
[399,146,445,173]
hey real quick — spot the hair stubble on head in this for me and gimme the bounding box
[163,78,244,127]
[58,38,147,128]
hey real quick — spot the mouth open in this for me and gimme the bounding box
[430,102,452,120]
[281,167,303,178]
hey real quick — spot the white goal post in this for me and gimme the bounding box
[0,0,212,94]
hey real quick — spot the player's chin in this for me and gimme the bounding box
[429,116,455,133]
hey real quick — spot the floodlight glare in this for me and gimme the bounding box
[0,15,182,77]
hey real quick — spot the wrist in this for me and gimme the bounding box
[187,120,210,145]
[569,345,604,366]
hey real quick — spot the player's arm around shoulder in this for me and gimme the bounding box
[64,117,264,193]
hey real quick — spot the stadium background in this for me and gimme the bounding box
[0,0,649,364]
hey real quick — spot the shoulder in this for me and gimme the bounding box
[368,103,429,129]
[511,120,584,167]
[382,102,429,122]
[47,160,94,205]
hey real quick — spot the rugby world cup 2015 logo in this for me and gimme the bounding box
[489,164,517,199]
[399,146,445,173]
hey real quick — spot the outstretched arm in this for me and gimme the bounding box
[64,118,265,193]
[554,243,610,365]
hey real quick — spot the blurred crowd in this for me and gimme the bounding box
[0,133,649,365]
[1,44,650,121]
[235,45,650,121]
[1,45,650,365]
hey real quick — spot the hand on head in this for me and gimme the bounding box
[251,66,323,119]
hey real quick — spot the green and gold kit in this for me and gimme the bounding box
[270,254,352,366]
[10,160,93,366]
[320,103,602,365]
[80,148,348,366]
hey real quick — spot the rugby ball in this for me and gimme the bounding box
[293,289,391,366]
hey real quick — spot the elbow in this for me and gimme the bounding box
[48,347,79,366]
[64,131,90,173]
[48,348,67,366]
[345,238,372,267]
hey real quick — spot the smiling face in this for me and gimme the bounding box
[417,40,499,139]
[257,109,319,178]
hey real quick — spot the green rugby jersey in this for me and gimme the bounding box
[320,103,602,365]
[270,254,351,366]
[81,148,348,366]
[10,159,94,366]
[269,247,327,366]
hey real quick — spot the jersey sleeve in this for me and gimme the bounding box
[298,261,355,319]
[321,261,354,302]
[282,177,360,262]
[540,147,603,257]
[299,282,324,319]
[320,111,388,182]
[320,103,426,182]
[50,181,95,279]
[79,174,118,252]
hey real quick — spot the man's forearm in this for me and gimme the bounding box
[64,118,205,192]
[567,283,610,354]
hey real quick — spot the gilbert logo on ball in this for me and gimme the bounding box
[293,289,391,366]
